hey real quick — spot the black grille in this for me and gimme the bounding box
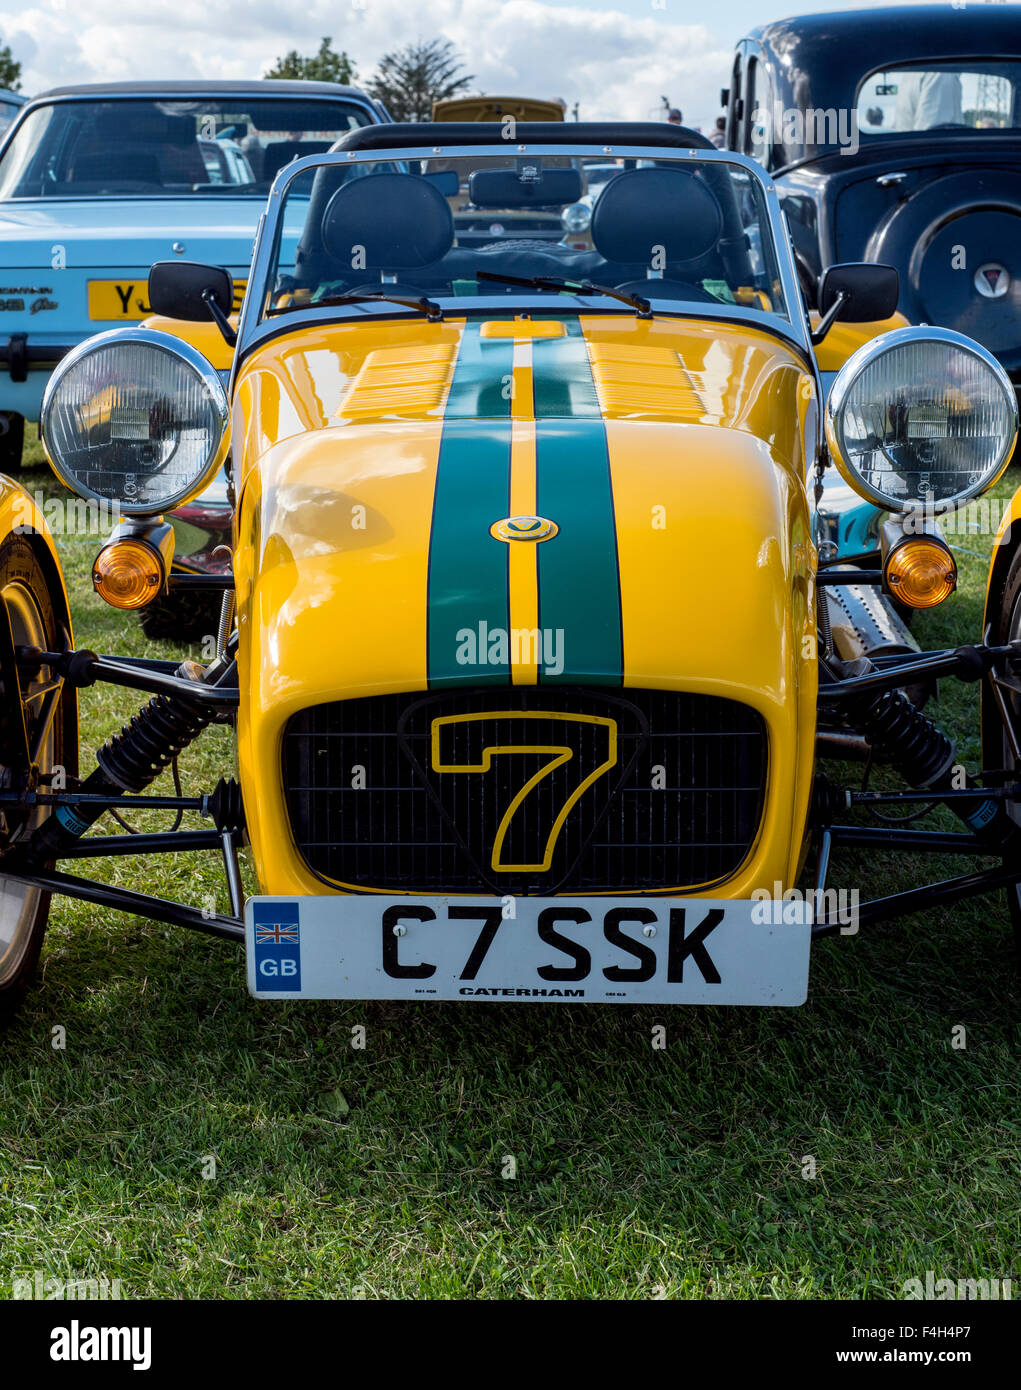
[282,687,767,894]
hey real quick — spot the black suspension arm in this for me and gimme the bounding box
[0,865,243,941]
[18,647,239,707]
[818,643,1014,704]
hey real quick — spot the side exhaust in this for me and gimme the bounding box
[823,576,918,664]
[818,570,926,760]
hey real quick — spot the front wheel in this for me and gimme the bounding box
[0,534,73,1025]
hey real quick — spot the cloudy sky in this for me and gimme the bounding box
[0,0,969,133]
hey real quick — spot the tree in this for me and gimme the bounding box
[264,37,355,85]
[368,39,472,123]
[0,39,21,91]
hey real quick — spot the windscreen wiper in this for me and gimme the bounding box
[267,291,443,321]
[475,269,651,317]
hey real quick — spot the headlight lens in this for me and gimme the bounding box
[41,329,229,515]
[561,202,591,234]
[825,327,1018,513]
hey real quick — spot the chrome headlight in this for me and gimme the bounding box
[561,202,591,234]
[825,326,1018,513]
[41,328,229,516]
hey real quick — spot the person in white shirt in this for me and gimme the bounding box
[893,70,963,129]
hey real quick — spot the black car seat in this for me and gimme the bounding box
[316,171,455,296]
[590,165,728,303]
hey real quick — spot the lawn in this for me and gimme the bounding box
[1,436,1018,1300]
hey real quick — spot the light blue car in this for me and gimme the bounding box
[0,79,388,469]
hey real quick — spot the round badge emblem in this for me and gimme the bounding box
[974,263,1010,299]
[490,514,559,543]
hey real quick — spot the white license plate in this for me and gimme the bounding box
[245,896,811,1006]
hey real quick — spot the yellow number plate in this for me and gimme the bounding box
[88,278,246,321]
[88,280,151,320]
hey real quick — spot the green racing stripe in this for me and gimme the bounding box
[427,316,623,688]
[534,320,623,685]
[427,323,513,687]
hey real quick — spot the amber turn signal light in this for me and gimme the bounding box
[92,538,165,610]
[883,536,957,610]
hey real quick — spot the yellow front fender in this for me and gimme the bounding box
[0,475,73,638]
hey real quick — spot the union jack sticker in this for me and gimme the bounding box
[255,922,300,945]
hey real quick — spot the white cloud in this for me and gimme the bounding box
[0,0,734,131]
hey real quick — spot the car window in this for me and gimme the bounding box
[857,61,1021,133]
[260,150,790,323]
[0,97,374,199]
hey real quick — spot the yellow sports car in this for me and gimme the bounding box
[1,121,1019,1017]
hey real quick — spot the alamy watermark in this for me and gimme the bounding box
[752,882,860,934]
[903,1271,1012,1300]
[455,621,565,677]
[11,1268,123,1299]
[752,102,860,156]
[12,490,120,536]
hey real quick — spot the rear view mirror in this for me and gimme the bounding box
[148,261,233,323]
[468,167,583,208]
[812,263,899,345]
[148,261,236,346]
[818,262,899,323]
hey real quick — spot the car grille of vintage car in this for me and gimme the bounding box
[282,688,767,895]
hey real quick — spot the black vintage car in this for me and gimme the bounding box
[726,5,1021,394]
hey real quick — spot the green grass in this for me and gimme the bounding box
[1,436,1018,1300]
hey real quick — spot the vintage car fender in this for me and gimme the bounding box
[0,472,77,756]
[229,313,819,899]
[0,475,73,632]
[981,485,1021,769]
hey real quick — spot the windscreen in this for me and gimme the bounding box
[0,97,374,199]
[259,150,789,322]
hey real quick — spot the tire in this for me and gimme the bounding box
[138,587,223,643]
[994,544,1021,946]
[0,413,25,474]
[0,533,73,1025]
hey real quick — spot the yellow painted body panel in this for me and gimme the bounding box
[140,315,238,371]
[981,484,1021,767]
[0,474,77,733]
[231,314,819,898]
[810,310,910,371]
[0,477,73,623]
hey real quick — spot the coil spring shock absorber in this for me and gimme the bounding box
[27,652,234,862]
[850,664,1019,853]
